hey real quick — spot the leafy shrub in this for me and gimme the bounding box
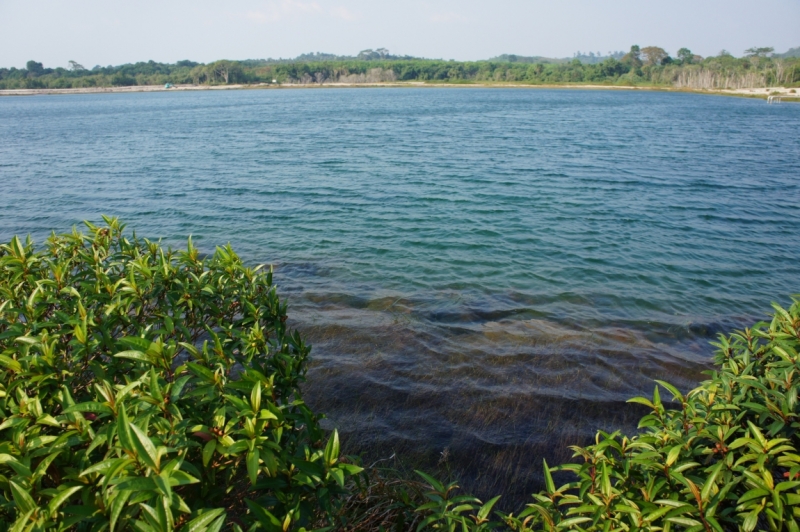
[0,218,361,531]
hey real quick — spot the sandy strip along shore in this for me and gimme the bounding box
[1,82,798,99]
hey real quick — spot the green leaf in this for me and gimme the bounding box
[225,440,249,455]
[556,517,592,528]
[293,459,324,480]
[114,350,156,365]
[117,406,134,452]
[340,463,364,475]
[168,470,200,486]
[202,439,216,467]
[667,517,702,527]
[9,509,35,532]
[477,495,501,521]
[705,514,725,532]
[48,485,83,515]
[118,337,154,352]
[181,508,226,532]
[9,480,36,513]
[113,476,158,492]
[129,422,160,471]
[656,380,684,401]
[80,458,125,477]
[33,451,61,480]
[155,471,173,501]
[206,515,226,532]
[140,503,161,530]
[247,450,259,486]
[250,382,261,412]
[0,354,22,372]
[747,420,767,448]
[330,467,345,487]
[600,461,611,498]
[63,402,113,415]
[110,490,132,532]
[543,459,555,494]
[170,375,192,402]
[701,461,724,503]
[159,494,174,531]
[0,453,24,464]
[324,429,339,467]
[0,416,29,431]
[666,445,682,467]
[627,396,655,409]
[188,362,215,381]
[149,367,163,402]
[36,414,62,427]
[5,457,32,478]
[416,470,445,493]
[742,509,760,532]
[131,519,155,532]
[738,488,770,504]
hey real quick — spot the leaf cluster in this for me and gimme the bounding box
[0,218,361,532]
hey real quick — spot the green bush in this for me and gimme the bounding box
[0,218,361,532]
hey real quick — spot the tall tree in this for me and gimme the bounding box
[641,46,669,66]
[677,48,693,64]
[621,45,642,67]
[745,47,774,57]
[25,60,44,75]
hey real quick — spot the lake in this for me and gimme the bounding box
[1,87,798,501]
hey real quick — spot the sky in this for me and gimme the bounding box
[1,0,798,69]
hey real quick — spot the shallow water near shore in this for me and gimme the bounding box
[1,88,799,503]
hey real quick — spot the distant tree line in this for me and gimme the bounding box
[2,46,798,90]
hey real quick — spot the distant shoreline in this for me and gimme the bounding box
[1,82,798,100]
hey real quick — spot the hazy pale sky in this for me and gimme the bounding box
[2,0,798,68]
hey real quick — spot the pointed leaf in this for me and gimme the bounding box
[48,486,83,515]
[543,459,556,494]
[110,490,132,532]
[9,480,36,513]
[115,350,156,365]
[181,508,226,532]
[129,422,159,471]
[202,439,216,467]
[250,382,261,412]
[324,429,339,466]
[247,451,259,486]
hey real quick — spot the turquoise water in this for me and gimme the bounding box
[1,88,799,497]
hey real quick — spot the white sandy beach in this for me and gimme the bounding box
[1,82,798,99]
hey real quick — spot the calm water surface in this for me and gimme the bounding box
[1,88,799,499]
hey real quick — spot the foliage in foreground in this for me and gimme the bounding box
[2,219,800,532]
[0,218,361,531]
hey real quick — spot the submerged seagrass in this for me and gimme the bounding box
[329,297,800,531]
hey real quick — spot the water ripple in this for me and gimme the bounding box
[2,88,799,501]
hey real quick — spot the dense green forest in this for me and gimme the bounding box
[2,46,798,90]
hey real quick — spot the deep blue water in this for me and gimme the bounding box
[1,87,799,494]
